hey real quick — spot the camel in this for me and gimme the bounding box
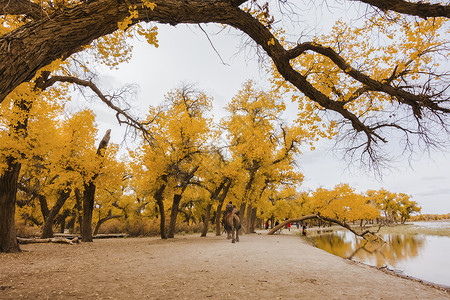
[222,202,241,243]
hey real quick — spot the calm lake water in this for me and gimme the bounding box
[309,221,450,288]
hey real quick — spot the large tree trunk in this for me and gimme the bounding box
[154,177,168,239]
[41,189,71,238]
[201,203,212,237]
[0,98,32,252]
[250,206,257,233]
[215,202,224,236]
[245,203,253,233]
[215,179,232,236]
[38,194,49,222]
[0,158,22,252]
[167,166,199,238]
[168,194,182,238]
[200,178,228,237]
[81,182,96,242]
[74,188,83,235]
[81,129,111,242]
[239,203,247,234]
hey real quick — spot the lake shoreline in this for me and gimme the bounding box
[297,220,450,291]
[359,258,450,293]
[294,227,450,292]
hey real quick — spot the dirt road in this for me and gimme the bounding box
[0,233,448,299]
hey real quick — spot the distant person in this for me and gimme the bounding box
[265,221,269,230]
[296,222,299,229]
[287,222,291,231]
[302,225,307,236]
[225,201,233,213]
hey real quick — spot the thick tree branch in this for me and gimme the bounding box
[353,0,450,19]
[267,215,383,241]
[0,0,449,168]
[287,42,450,118]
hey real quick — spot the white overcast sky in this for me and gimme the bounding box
[73,3,450,215]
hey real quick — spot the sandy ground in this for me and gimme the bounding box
[0,232,449,300]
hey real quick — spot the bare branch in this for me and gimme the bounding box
[41,75,154,144]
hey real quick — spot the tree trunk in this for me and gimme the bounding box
[201,203,212,237]
[0,158,22,252]
[250,207,257,233]
[93,213,121,235]
[239,203,247,234]
[81,129,111,242]
[74,188,83,234]
[81,182,95,242]
[38,194,49,222]
[154,178,168,239]
[58,209,71,233]
[215,202,224,236]
[168,194,182,238]
[0,98,32,252]
[17,237,79,245]
[245,203,253,233]
[41,189,71,238]
[215,179,232,236]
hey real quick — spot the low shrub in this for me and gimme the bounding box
[97,217,205,237]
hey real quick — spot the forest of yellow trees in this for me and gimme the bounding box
[1,0,448,252]
[3,80,422,240]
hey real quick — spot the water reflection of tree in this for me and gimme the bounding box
[313,232,425,267]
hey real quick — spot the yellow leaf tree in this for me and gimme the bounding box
[134,85,214,239]
[222,80,308,233]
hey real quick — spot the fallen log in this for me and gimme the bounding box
[53,233,128,239]
[17,237,79,245]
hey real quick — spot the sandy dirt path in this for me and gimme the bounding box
[0,233,448,299]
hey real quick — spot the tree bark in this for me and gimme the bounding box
[81,182,96,242]
[168,194,182,238]
[0,158,22,252]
